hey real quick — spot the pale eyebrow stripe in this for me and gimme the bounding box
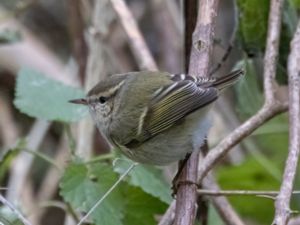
[95,80,125,99]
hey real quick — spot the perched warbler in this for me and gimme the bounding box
[70,70,243,165]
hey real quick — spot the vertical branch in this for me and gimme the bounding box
[188,1,220,76]
[174,1,220,225]
[174,152,200,225]
[173,1,200,224]
[263,0,284,103]
[158,1,195,223]
[273,21,300,225]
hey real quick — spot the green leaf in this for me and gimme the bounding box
[113,160,172,204]
[289,0,300,8]
[59,162,124,225]
[14,68,88,122]
[122,186,167,225]
[237,0,270,54]
[60,160,169,225]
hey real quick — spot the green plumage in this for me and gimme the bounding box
[78,70,243,165]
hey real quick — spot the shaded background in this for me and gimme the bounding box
[0,0,299,224]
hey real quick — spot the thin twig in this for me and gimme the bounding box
[77,163,138,225]
[0,194,32,225]
[273,20,300,225]
[110,0,157,71]
[198,189,300,197]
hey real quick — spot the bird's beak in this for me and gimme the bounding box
[69,98,88,105]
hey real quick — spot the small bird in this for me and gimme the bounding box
[70,70,243,165]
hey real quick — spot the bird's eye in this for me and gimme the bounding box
[99,96,107,104]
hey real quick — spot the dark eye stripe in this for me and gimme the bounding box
[99,96,108,103]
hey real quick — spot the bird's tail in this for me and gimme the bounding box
[212,69,244,91]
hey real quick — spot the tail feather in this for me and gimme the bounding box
[212,69,244,90]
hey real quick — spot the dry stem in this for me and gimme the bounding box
[198,189,300,197]
[273,20,300,225]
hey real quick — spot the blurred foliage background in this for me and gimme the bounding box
[0,0,299,224]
